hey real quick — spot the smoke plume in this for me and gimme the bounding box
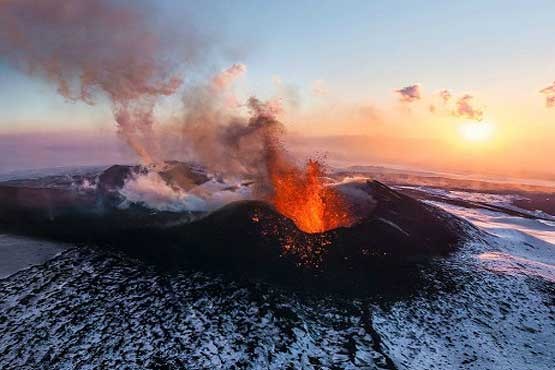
[176,77,286,192]
[540,82,555,108]
[395,84,422,102]
[212,63,247,91]
[0,0,202,163]
[0,0,356,233]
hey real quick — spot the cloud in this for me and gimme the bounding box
[439,89,452,103]
[311,80,329,97]
[454,94,484,121]
[395,84,421,103]
[430,89,484,121]
[540,81,555,108]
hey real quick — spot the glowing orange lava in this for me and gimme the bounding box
[270,159,354,233]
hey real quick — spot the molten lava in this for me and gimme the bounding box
[270,159,354,233]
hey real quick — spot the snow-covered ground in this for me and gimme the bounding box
[0,186,553,369]
[370,189,554,370]
[428,198,555,282]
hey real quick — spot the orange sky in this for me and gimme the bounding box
[0,1,554,181]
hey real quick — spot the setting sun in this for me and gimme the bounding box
[458,121,494,142]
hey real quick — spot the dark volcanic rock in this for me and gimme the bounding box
[166,180,467,291]
[97,161,210,194]
[97,164,134,192]
[157,160,210,190]
[0,166,470,292]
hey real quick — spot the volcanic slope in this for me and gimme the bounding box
[0,235,553,369]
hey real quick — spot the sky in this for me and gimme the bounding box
[0,0,554,179]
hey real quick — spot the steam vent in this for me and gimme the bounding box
[0,161,468,292]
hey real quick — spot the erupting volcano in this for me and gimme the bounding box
[0,157,467,293]
[270,159,355,233]
[1,1,555,369]
[0,0,466,292]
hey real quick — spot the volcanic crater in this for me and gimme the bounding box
[0,161,470,292]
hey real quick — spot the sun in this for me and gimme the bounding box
[458,121,494,142]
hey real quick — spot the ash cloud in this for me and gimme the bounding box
[0,0,202,163]
[540,81,555,108]
[175,78,285,187]
[395,84,422,103]
[0,0,287,193]
[0,0,350,220]
[136,69,290,206]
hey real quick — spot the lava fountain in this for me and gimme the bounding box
[269,158,355,233]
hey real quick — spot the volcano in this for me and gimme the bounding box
[0,161,469,291]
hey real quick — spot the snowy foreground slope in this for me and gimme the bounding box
[373,238,554,370]
[0,183,554,369]
[1,248,396,369]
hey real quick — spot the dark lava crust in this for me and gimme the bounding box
[0,164,470,292]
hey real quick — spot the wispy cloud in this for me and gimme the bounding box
[430,89,484,121]
[453,94,484,121]
[439,89,452,103]
[395,84,421,103]
[540,81,555,108]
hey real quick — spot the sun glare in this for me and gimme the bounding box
[459,121,494,142]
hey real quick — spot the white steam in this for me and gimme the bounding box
[118,171,252,213]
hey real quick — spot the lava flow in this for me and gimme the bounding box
[270,159,355,233]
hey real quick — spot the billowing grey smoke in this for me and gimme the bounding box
[0,0,202,163]
[175,75,285,187]
[116,70,294,211]
[0,0,339,216]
